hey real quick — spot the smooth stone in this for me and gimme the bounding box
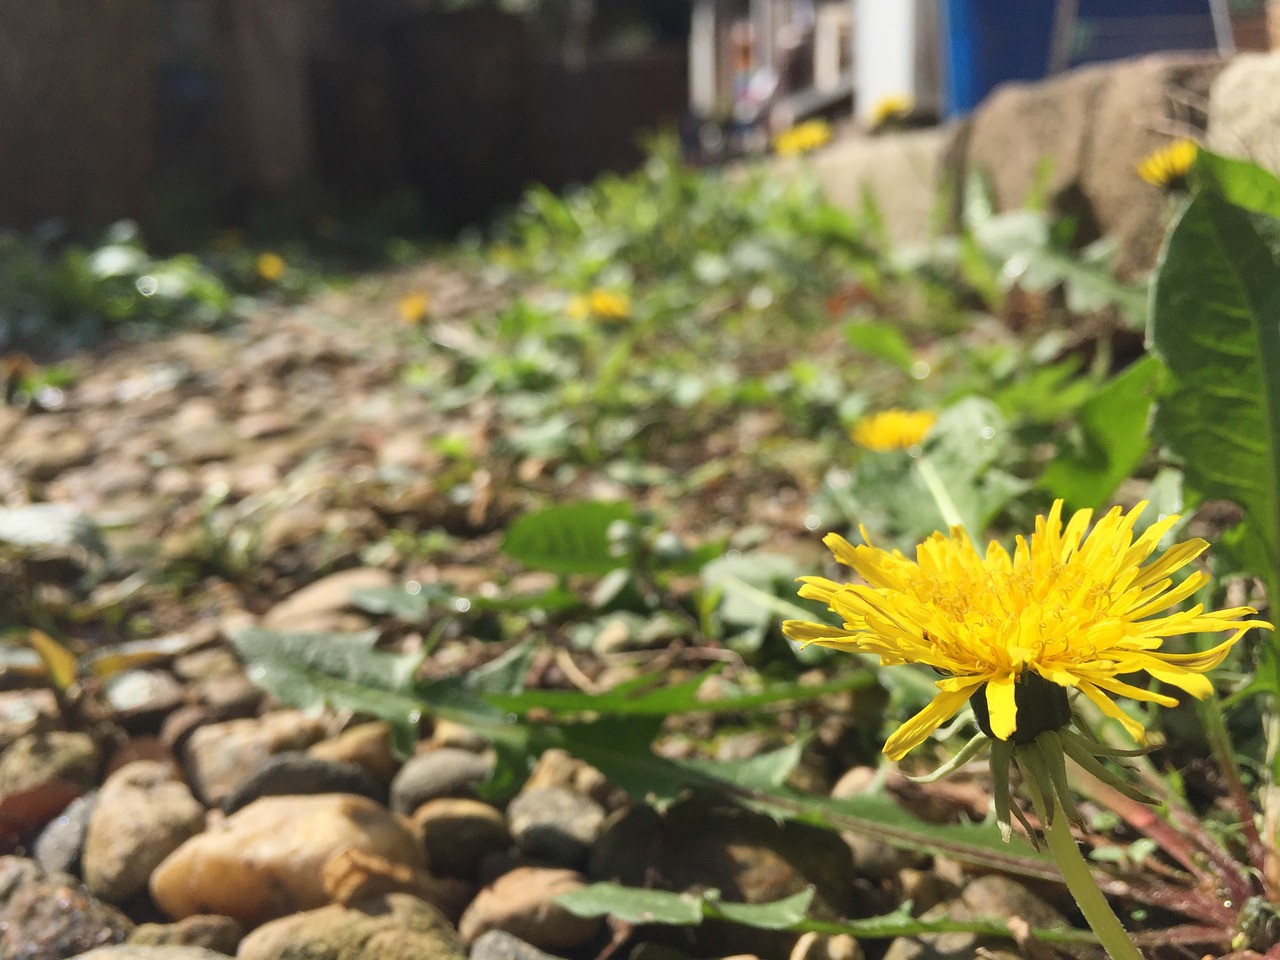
[470,930,569,960]
[221,752,385,813]
[0,730,99,798]
[68,948,232,960]
[0,857,134,958]
[506,788,605,867]
[522,749,619,810]
[34,791,97,876]
[237,893,467,960]
[183,711,329,806]
[260,568,395,629]
[150,794,426,928]
[104,671,187,729]
[127,915,244,954]
[458,867,602,952]
[390,748,494,814]
[789,932,864,960]
[83,761,206,904]
[413,798,511,879]
[309,722,401,786]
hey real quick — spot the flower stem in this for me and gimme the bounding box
[914,455,964,530]
[1045,799,1145,960]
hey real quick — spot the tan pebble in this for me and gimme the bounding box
[310,722,401,786]
[457,866,601,952]
[150,793,425,927]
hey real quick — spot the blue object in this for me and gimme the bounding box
[941,0,1219,117]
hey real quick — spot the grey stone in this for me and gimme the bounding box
[127,915,244,955]
[390,748,494,814]
[0,857,134,959]
[470,930,568,960]
[33,791,97,876]
[221,752,386,813]
[506,787,605,867]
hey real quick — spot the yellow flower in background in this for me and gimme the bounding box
[850,409,936,451]
[869,94,914,130]
[398,291,430,325]
[1137,139,1198,189]
[773,119,833,157]
[783,500,1270,761]
[257,252,286,282]
[569,289,631,321]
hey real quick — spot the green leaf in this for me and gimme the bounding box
[1040,355,1161,510]
[556,884,705,925]
[844,321,914,372]
[1193,150,1280,219]
[1149,189,1280,587]
[485,668,873,718]
[501,501,637,575]
[708,889,814,929]
[349,584,450,621]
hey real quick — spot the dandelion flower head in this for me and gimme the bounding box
[784,500,1270,760]
[1137,139,1198,189]
[569,289,631,321]
[398,291,430,325]
[851,408,936,452]
[257,252,286,282]
[773,120,833,157]
[870,94,914,130]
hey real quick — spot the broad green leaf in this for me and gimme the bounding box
[844,321,914,372]
[701,553,805,629]
[1040,355,1161,509]
[1149,189,1280,587]
[556,884,705,925]
[1193,150,1280,219]
[501,501,636,575]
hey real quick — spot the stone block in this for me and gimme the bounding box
[805,124,967,246]
[1207,51,1280,178]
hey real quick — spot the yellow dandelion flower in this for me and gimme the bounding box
[1137,139,1198,189]
[869,94,914,130]
[257,252,286,282]
[398,291,430,325]
[773,119,833,157]
[568,289,630,321]
[587,289,630,320]
[850,409,936,452]
[783,499,1270,761]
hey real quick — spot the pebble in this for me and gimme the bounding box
[104,671,187,731]
[0,730,99,798]
[506,787,605,867]
[67,948,233,960]
[413,798,512,879]
[0,856,134,958]
[127,915,245,954]
[0,689,59,753]
[182,711,329,806]
[390,748,494,813]
[237,893,467,960]
[522,749,620,810]
[260,567,394,630]
[470,929,569,960]
[789,932,864,960]
[221,752,386,813]
[309,722,401,786]
[83,762,206,904]
[34,791,97,876]
[150,793,427,927]
[457,867,603,952]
